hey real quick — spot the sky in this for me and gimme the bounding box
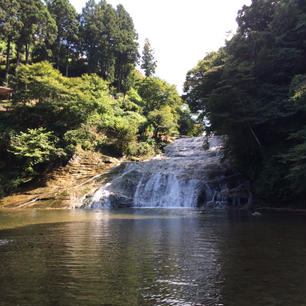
[70,0,251,94]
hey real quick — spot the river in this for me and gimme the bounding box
[0,209,305,306]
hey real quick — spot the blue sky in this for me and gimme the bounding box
[70,0,251,94]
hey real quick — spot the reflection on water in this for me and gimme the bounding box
[0,209,305,306]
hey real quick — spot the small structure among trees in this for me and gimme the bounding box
[0,86,11,96]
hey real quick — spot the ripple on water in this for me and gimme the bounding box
[0,239,12,246]
[0,210,305,306]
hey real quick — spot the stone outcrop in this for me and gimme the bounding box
[0,149,119,209]
[84,137,251,209]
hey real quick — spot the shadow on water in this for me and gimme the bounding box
[0,209,305,306]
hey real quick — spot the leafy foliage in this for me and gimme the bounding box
[45,0,79,76]
[9,128,65,178]
[0,0,140,92]
[0,0,22,81]
[0,62,195,194]
[0,0,199,196]
[79,0,139,91]
[16,0,57,65]
[184,0,306,206]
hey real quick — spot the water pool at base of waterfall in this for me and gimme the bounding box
[0,209,305,306]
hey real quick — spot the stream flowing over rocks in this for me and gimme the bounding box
[83,136,251,209]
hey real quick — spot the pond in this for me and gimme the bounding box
[0,209,305,306]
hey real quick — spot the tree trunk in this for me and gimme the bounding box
[65,62,69,77]
[116,57,122,92]
[25,44,29,65]
[117,69,122,92]
[56,51,60,70]
[5,38,11,84]
[100,61,104,79]
[15,47,21,76]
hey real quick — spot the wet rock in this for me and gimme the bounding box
[84,136,250,209]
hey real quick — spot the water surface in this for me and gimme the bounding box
[0,209,305,306]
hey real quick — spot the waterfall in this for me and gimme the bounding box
[83,136,250,209]
[133,174,200,208]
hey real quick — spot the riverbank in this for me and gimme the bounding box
[0,148,119,209]
[256,207,306,214]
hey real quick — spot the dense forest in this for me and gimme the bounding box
[0,0,200,196]
[184,0,305,206]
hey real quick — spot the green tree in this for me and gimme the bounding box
[98,1,118,81]
[136,77,184,142]
[46,0,79,76]
[141,38,157,77]
[0,0,60,80]
[11,62,106,131]
[9,127,65,180]
[0,0,22,82]
[184,0,306,205]
[79,1,139,90]
[148,106,178,140]
[80,0,119,81]
[15,0,57,66]
[80,0,105,74]
[114,4,139,92]
[137,77,182,115]
[184,50,225,113]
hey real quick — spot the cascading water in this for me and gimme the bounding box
[83,136,251,209]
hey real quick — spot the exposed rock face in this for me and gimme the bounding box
[85,136,251,209]
[0,149,118,209]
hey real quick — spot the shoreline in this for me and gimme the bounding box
[256,206,306,214]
